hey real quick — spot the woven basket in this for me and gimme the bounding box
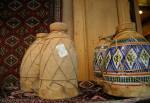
[20,33,47,92]
[38,23,78,99]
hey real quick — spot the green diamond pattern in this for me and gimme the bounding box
[4,55,18,67]
[105,52,111,69]
[24,35,35,45]
[126,48,137,69]
[95,54,103,67]
[6,17,20,28]
[113,49,123,68]
[5,36,19,47]
[140,49,150,68]
[8,0,22,11]
[26,17,40,28]
[27,0,40,10]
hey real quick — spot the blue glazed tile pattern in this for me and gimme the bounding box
[105,45,150,72]
[112,38,148,44]
[104,75,150,83]
[93,46,108,77]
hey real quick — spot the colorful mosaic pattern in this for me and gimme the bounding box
[0,0,62,89]
[104,35,150,84]
[112,38,148,44]
[93,46,108,77]
[104,75,150,83]
[105,45,150,72]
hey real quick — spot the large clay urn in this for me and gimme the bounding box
[103,0,150,97]
[38,22,79,99]
[20,33,47,92]
[103,23,150,97]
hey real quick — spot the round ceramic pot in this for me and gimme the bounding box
[103,23,150,97]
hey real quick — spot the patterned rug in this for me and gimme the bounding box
[0,81,150,103]
[0,0,62,90]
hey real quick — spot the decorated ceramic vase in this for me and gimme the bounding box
[20,33,47,92]
[93,35,112,86]
[103,23,150,97]
[38,22,78,99]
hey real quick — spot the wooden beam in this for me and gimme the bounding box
[73,0,89,80]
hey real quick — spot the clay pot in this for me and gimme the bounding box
[103,22,150,97]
